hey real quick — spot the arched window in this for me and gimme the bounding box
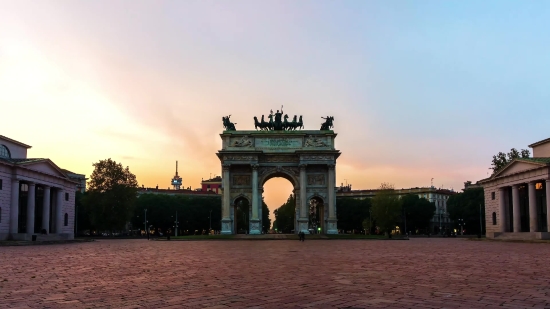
[64,213,69,226]
[492,212,497,225]
[0,145,10,158]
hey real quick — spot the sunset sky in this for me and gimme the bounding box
[2,1,549,221]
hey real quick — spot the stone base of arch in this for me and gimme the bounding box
[327,219,338,234]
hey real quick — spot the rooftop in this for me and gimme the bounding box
[0,135,32,148]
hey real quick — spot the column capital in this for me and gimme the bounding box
[28,182,36,187]
[327,163,335,170]
[251,164,259,170]
[546,179,550,183]
[299,164,307,170]
[11,178,20,184]
[41,184,50,189]
[528,180,538,185]
[512,184,520,189]
[222,164,231,171]
[498,187,506,191]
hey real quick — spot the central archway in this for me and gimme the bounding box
[263,173,297,233]
[217,129,340,235]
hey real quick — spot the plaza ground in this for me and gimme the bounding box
[1,239,549,309]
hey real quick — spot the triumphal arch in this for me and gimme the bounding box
[218,110,340,235]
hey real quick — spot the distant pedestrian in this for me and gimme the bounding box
[301,231,305,242]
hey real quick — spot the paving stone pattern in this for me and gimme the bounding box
[1,239,550,309]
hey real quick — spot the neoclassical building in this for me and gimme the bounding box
[0,135,79,240]
[480,137,550,240]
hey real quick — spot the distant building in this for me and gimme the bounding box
[479,137,550,240]
[201,176,222,194]
[137,186,220,197]
[61,169,87,193]
[336,184,456,234]
[0,135,81,240]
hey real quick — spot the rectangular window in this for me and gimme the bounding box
[65,192,69,201]
[491,192,495,200]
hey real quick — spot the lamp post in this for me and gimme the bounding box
[403,204,407,236]
[144,209,148,240]
[174,210,179,237]
[369,208,372,235]
[479,203,483,237]
[458,219,464,235]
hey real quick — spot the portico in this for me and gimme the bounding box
[0,135,78,241]
[481,138,550,240]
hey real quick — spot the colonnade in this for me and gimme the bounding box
[9,179,65,235]
[498,179,550,233]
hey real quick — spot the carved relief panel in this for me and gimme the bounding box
[307,174,325,186]
[232,175,251,186]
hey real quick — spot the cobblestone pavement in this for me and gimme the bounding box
[1,238,550,309]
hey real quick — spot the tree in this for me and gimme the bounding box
[371,183,402,237]
[133,194,221,235]
[336,197,371,232]
[83,159,139,231]
[447,187,485,235]
[401,194,435,234]
[273,194,295,233]
[262,201,271,233]
[491,148,530,173]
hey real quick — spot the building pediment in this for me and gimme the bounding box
[493,159,549,178]
[16,159,71,180]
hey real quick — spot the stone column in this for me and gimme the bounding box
[499,187,506,233]
[56,188,64,234]
[512,184,521,233]
[26,183,36,235]
[528,181,538,232]
[546,180,550,233]
[298,164,309,234]
[42,186,51,234]
[249,164,261,235]
[9,179,20,234]
[220,164,232,235]
[326,164,338,234]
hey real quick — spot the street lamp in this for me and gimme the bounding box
[173,210,179,237]
[209,209,212,232]
[458,218,464,235]
[144,209,149,240]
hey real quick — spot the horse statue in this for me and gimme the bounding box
[283,114,291,130]
[297,115,304,130]
[260,115,270,130]
[223,115,236,131]
[320,116,334,130]
[253,116,263,130]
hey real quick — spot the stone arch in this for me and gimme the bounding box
[232,194,251,206]
[260,172,298,189]
[217,127,340,235]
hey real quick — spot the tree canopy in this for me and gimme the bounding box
[133,194,221,234]
[336,197,371,232]
[401,194,435,234]
[273,194,295,233]
[82,159,138,231]
[491,148,530,173]
[447,187,485,235]
[371,183,402,236]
